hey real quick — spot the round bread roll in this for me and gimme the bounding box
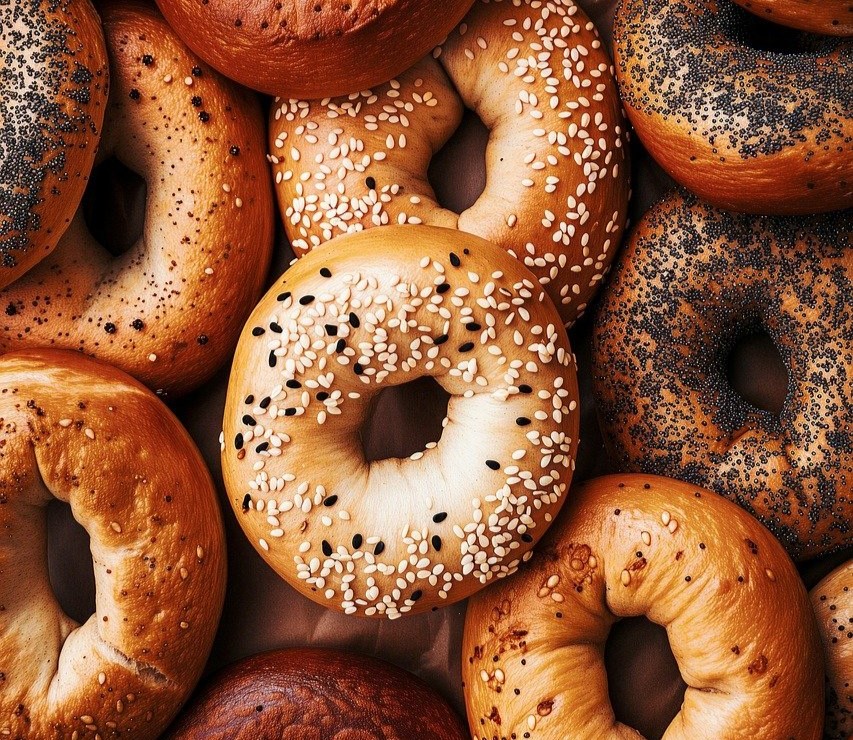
[270,0,630,326]
[731,0,852,35]
[223,225,580,618]
[0,0,109,290]
[613,0,852,215]
[165,648,468,738]
[153,0,476,98]
[811,560,852,739]
[0,349,226,738]
[592,190,852,560]
[463,474,824,740]
[0,0,274,398]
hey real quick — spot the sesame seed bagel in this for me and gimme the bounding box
[462,474,824,740]
[0,0,274,398]
[810,560,852,739]
[154,0,476,99]
[269,0,630,327]
[223,225,579,618]
[165,648,468,739]
[592,191,852,560]
[613,0,852,215]
[0,349,226,738]
[731,0,852,36]
[0,0,109,290]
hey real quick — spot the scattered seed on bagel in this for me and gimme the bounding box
[0,0,109,290]
[592,190,853,559]
[269,0,630,326]
[614,0,852,214]
[463,474,824,740]
[222,225,580,618]
[0,0,275,398]
[0,349,226,739]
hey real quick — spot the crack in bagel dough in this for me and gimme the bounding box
[591,190,853,560]
[222,226,580,619]
[268,0,630,327]
[810,560,853,740]
[613,0,853,215]
[0,0,274,399]
[731,0,853,36]
[462,475,824,740]
[0,350,226,739]
[0,0,109,290]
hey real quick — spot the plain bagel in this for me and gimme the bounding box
[462,474,824,740]
[270,0,630,326]
[810,560,852,739]
[0,349,226,738]
[165,648,468,738]
[154,0,476,98]
[0,0,274,398]
[731,0,853,35]
[614,0,852,214]
[222,225,580,618]
[0,0,109,290]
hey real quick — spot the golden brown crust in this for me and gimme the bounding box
[591,190,852,559]
[731,0,853,35]
[0,349,226,738]
[165,648,468,739]
[463,474,824,740]
[810,561,852,739]
[0,0,274,398]
[613,0,852,215]
[0,0,109,290]
[270,0,630,327]
[223,225,579,617]
[153,0,476,98]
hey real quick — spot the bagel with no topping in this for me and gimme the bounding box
[731,0,852,36]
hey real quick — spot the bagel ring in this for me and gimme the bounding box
[811,560,852,739]
[0,349,226,738]
[223,225,580,618]
[269,0,630,326]
[731,0,853,36]
[592,191,852,559]
[463,474,824,740]
[0,0,109,290]
[0,0,274,398]
[614,0,852,214]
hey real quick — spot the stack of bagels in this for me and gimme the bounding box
[0,0,848,737]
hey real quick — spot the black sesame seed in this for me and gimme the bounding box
[354,363,364,375]
[5,303,16,316]
[436,282,451,294]
[277,291,291,302]
[349,312,360,328]
[284,408,296,416]
[516,417,531,426]
[191,95,202,107]
[245,395,255,404]
[234,433,244,450]
[286,379,302,389]
[252,327,265,336]
[365,176,376,189]
[198,111,210,123]
[431,535,442,551]
[241,494,251,511]
[242,415,256,426]
[486,460,500,470]
[317,391,329,401]
[229,145,240,156]
[321,540,333,556]
[410,589,423,601]
[104,322,116,334]
[325,324,338,336]
[255,442,269,452]
[320,267,332,277]
[131,318,144,330]
[518,384,532,394]
[142,54,154,66]
[299,295,315,305]
[335,338,346,352]
[449,252,461,267]
[459,341,474,352]
[269,322,283,333]
[268,351,277,368]
[521,533,534,543]
[434,334,449,345]
[466,322,482,331]
[374,541,385,555]
[323,495,339,507]
[352,533,363,549]
[259,397,271,409]
[128,88,141,101]
[432,512,448,523]
[197,334,208,345]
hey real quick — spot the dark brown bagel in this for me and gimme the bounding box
[592,190,852,560]
[165,648,468,739]
[153,0,476,99]
[613,0,852,215]
[0,0,109,289]
[731,0,853,36]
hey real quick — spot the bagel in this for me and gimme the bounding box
[222,225,580,618]
[811,560,852,739]
[592,190,852,559]
[0,349,226,738]
[269,0,630,326]
[731,0,853,36]
[0,0,109,290]
[613,0,852,215]
[0,0,274,398]
[165,648,468,738]
[462,474,824,740]
[154,0,476,99]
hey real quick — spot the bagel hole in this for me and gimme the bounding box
[82,156,147,257]
[605,617,686,739]
[726,330,788,416]
[46,500,96,624]
[360,376,450,462]
[736,11,808,54]
[427,109,488,213]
